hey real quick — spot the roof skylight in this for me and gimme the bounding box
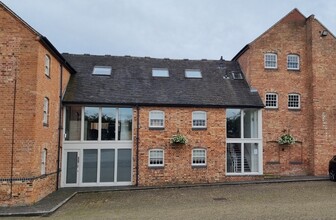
[152,68,169,77]
[92,66,112,75]
[185,69,202,78]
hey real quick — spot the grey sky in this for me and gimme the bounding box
[2,0,336,60]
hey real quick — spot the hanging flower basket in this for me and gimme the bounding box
[278,133,295,145]
[170,134,188,145]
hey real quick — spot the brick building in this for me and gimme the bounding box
[0,3,75,206]
[233,9,336,176]
[1,2,336,207]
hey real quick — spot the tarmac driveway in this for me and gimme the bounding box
[4,181,336,220]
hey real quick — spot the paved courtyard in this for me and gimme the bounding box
[3,181,336,220]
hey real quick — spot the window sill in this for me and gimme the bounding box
[226,173,263,176]
[148,166,164,169]
[149,127,165,130]
[264,67,278,71]
[288,108,301,111]
[266,161,280,165]
[45,74,50,79]
[265,107,278,111]
[192,127,207,131]
[43,123,49,127]
[289,161,302,165]
[192,165,207,168]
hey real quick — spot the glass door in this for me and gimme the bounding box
[65,150,80,186]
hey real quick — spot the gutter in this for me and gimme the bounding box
[56,64,63,190]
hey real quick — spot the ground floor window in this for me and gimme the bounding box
[227,143,260,173]
[62,145,132,187]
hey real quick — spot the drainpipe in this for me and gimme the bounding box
[56,64,63,190]
[10,63,18,198]
[136,105,140,186]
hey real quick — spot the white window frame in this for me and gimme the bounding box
[287,54,300,70]
[264,53,277,69]
[148,149,164,167]
[43,97,49,126]
[152,68,169,77]
[288,93,301,109]
[226,109,263,175]
[149,110,165,128]
[192,148,206,166]
[41,148,47,175]
[265,93,278,109]
[192,111,207,128]
[45,54,50,77]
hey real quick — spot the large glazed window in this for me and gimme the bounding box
[226,109,262,175]
[119,108,133,140]
[226,109,241,138]
[65,106,82,140]
[65,106,133,142]
[101,108,116,141]
[84,107,99,141]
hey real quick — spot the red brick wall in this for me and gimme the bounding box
[236,10,336,176]
[133,107,261,186]
[0,5,71,206]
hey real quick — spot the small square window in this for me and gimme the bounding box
[149,110,164,128]
[192,149,206,166]
[152,68,169,77]
[92,66,112,75]
[265,93,278,109]
[149,149,164,167]
[264,53,277,69]
[45,55,50,77]
[185,69,202,78]
[288,94,300,109]
[192,111,207,128]
[287,55,300,70]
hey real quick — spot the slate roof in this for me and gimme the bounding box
[62,54,263,108]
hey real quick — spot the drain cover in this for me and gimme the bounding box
[213,197,227,201]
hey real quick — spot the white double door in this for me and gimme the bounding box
[62,148,132,187]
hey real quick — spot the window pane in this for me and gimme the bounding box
[226,109,241,138]
[92,66,112,75]
[149,150,164,165]
[265,93,278,108]
[150,111,164,127]
[244,110,259,138]
[185,69,202,78]
[66,152,78,184]
[65,106,81,141]
[192,149,206,165]
[227,143,242,173]
[152,68,169,77]
[101,108,116,141]
[82,149,98,183]
[265,54,277,68]
[118,108,133,140]
[193,111,206,127]
[244,143,259,172]
[84,107,99,141]
[117,149,132,182]
[100,149,115,182]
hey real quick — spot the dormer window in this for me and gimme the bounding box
[152,68,169,77]
[185,69,202,78]
[264,53,277,69]
[92,66,112,75]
